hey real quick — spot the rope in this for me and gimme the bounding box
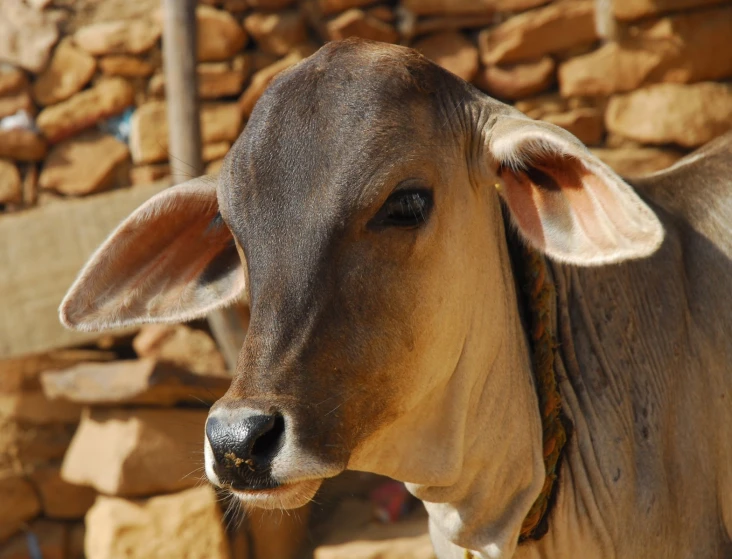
[515,243,566,542]
[465,239,567,558]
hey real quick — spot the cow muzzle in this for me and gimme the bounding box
[206,410,285,489]
[204,405,330,509]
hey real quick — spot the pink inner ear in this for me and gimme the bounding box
[498,152,617,252]
[498,166,547,250]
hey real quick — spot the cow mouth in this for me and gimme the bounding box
[228,478,323,510]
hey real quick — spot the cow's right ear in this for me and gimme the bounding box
[486,115,663,265]
[59,176,245,332]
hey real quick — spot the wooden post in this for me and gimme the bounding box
[594,0,618,42]
[162,0,245,372]
[162,0,203,183]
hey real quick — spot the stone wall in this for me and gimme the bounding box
[1,0,731,557]
[1,0,731,210]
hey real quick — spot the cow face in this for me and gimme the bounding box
[60,39,662,510]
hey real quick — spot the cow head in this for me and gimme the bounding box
[60,40,662,521]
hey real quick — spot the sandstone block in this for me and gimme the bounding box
[39,130,130,196]
[203,141,231,162]
[128,101,167,164]
[85,487,230,559]
[315,501,435,559]
[150,56,249,100]
[0,129,47,161]
[367,6,395,22]
[133,324,228,376]
[36,78,134,143]
[514,93,595,120]
[0,349,115,393]
[476,57,554,100]
[0,391,81,424]
[199,102,248,143]
[244,11,307,56]
[559,40,665,97]
[495,0,551,10]
[606,82,732,148]
[0,66,27,97]
[206,158,226,175]
[413,32,479,82]
[543,107,604,146]
[613,0,725,20]
[29,464,96,519]
[61,407,208,496]
[99,55,155,78]
[318,0,378,15]
[0,417,76,469]
[0,520,66,559]
[41,358,229,407]
[0,473,40,542]
[21,164,38,207]
[200,57,250,99]
[401,0,495,16]
[403,12,496,40]
[327,9,399,44]
[197,6,248,62]
[559,6,732,97]
[130,101,242,164]
[130,163,171,185]
[239,51,304,117]
[591,147,683,177]
[252,0,298,6]
[479,0,597,65]
[0,159,22,205]
[0,0,59,73]
[0,419,76,470]
[74,19,161,56]
[32,39,96,106]
[0,90,34,120]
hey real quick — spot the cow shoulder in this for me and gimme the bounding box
[629,131,732,259]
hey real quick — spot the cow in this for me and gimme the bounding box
[59,39,732,558]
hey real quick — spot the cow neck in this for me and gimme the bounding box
[503,220,570,544]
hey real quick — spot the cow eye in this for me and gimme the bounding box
[373,189,433,229]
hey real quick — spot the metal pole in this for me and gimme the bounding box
[162,0,245,372]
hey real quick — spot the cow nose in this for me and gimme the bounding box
[205,410,285,490]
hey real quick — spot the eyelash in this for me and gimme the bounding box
[372,189,434,229]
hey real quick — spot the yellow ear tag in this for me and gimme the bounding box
[494,183,501,191]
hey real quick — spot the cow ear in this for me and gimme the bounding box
[59,176,245,331]
[488,116,664,265]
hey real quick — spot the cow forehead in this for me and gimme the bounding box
[218,40,466,241]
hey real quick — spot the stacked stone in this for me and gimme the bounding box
[0,324,243,559]
[1,0,731,213]
[1,0,732,557]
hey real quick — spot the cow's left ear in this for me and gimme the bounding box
[59,176,245,331]
[487,116,664,265]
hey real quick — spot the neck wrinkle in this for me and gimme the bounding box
[346,194,546,558]
[409,208,546,559]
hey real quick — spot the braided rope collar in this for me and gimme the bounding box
[466,231,569,558]
[513,241,567,542]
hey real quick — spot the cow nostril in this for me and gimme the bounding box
[206,411,286,486]
[250,413,285,461]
